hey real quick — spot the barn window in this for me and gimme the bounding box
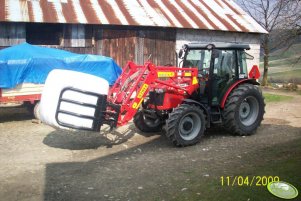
[26,23,62,45]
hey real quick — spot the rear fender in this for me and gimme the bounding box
[220,79,260,109]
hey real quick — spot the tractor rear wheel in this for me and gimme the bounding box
[165,104,206,147]
[223,84,265,135]
[133,110,162,133]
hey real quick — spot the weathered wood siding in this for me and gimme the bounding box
[100,28,176,67]
[59,24,96,54]
[62,24,93,48]
[0,23,25,47]
[139,29,176,66]
[101,29,137,68]
[176,29,261,71]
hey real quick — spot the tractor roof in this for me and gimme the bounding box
[185,43,250,50]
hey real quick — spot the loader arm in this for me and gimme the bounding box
[53,61,199,132]
[107,62,199,127]
[107,62,157,126]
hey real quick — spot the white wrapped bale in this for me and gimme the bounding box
[39,69,109,130]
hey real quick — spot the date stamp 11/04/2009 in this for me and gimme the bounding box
[220,176,280,187]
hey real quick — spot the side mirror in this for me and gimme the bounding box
[212,49,220,58]
[178,49,184,59]
[245,52,254,60]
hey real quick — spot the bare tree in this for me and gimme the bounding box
[237,0,301,85]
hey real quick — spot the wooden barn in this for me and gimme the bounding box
[0,0,267,68]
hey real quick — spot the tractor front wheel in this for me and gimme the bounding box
[133,110,162,133]
[165,104,206,147]
[223,84,265,135]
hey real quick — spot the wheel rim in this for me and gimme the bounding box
[239,96,259,127]
[179,112,202,141]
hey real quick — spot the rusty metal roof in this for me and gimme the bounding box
[0,0,267,33]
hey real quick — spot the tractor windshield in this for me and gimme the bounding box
[183,49,211,71]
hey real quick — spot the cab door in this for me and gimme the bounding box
[210,49,238,105]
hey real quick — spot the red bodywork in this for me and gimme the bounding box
[108,62,199,126]
[219,79,248,109]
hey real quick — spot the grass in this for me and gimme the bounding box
[260,43,301,83]
[269,43,301,61]
[268,70,301,83]
[268,69,301,84]
[260,43,301,63]
[268,57,301,68]
[264,93,293,103]
[172,138,301,201]
[269,69,301,78]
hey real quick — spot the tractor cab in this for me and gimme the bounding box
[179,43,255,106]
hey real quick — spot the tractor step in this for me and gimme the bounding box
[211,119,222,124]
[210,108,223,124]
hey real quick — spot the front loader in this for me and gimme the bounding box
[40,43,265,147]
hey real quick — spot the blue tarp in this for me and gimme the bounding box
[0,43,122,88]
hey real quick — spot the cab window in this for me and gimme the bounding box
[237,51,253,78]
[183,50,211,71]
[213,50,236,78]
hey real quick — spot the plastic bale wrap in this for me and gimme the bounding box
[39,69,109,130]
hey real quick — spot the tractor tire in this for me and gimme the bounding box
[165,104,206,147]
[133,110,162,133]
[223,84,265,136]
[33,101,41,120]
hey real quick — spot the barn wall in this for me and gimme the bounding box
[100,28,176,67]
[59,24,97,54]
[0,22,25,48]
[101,29,137,68]
[176,29,261,71]
[0,22,176,67]
[139,29,176,66]
[0,22,261,71]
[0,22,97,53]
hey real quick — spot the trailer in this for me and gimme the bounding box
[0,43,122,120]
[0,83,43,119]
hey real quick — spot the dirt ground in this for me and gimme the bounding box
[0,89,300,201]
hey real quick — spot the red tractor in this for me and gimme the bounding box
[52,43,265,147]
